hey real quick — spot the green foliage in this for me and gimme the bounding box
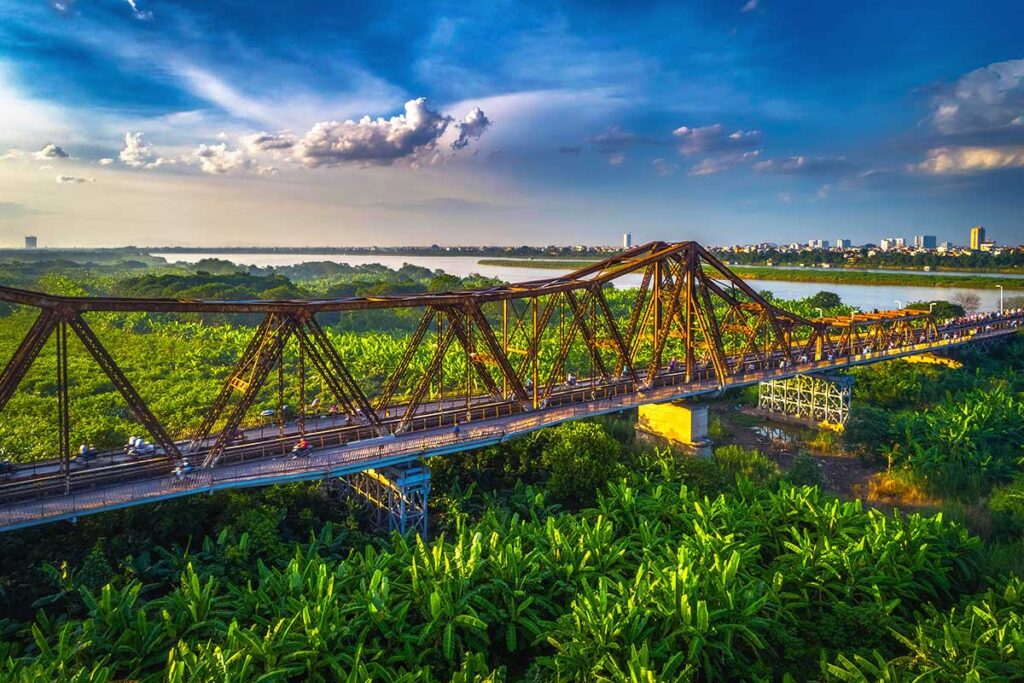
[540,422,622,506]
[989,478,1024,539]
[0,480,990,682]
[713,445,779,485]
[908,299,966,319]
[893,385,1024,498]
[806,290,843,309]
[784,452,824,488]
[824,576,1024,682]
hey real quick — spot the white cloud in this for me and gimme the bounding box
[674,123,762,175]
[608,152,625,166]
[98,158,114,165]
[56,175,93,184]
[913,146,1024,174]
[453,107,491,150]
[169,65,274,126]
[673,124,762,155]
[753,155,853,174]
[187,142,275,175]
[292,98,456,168]
[689,150,761,175]
[740,0,759,12]
[125,0,152,20]
[816,184,832,199]
[119,132,175,169]
[930,59,1024,136]
[651,158,676,176]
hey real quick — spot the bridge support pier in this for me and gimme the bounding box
[757,373,853,426]
[635,401,712,452]
[344,463,430,538]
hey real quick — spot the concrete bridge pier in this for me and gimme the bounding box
[344,463,431,538]
[635,401,712,454]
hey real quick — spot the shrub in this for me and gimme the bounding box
[541,422,622,505]
[785,452,824,488]
[713,445,779,485]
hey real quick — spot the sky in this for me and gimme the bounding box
[0,0,1022,248]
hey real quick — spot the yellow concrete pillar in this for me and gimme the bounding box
[637,401,710,446]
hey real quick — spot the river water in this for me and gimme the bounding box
[154,252,1011,313]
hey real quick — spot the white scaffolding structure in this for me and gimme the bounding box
[344,463,430,538]
[758,373,853,425]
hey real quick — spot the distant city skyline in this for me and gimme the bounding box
[0,1,1022,248]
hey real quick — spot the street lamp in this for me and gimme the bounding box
[996,284,1004,314]
[815,307,824,319]
[894,299,903,310]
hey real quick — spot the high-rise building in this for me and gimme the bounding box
[914,235,937,249]
[835,238,852,248]
[880,237,905,251]
[808,239,829,249]
[623,232,632,249]
[24,235,36,249]
[970,225,985,250]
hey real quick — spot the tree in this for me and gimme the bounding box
[952,292,981,313]
[908,300,965,319]
[540,422,621,505]
[806,291,843,310]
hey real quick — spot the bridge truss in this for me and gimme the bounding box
[0,240,1009,526]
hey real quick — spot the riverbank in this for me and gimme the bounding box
[477,258,1024,291]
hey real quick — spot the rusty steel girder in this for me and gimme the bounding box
[0,241,943,472]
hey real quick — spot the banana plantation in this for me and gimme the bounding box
[1,263,1023,681]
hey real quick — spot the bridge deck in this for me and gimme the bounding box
[1,323,1017,532]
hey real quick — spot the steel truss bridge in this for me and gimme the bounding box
[0,240,1020,532]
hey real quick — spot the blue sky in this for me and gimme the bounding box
[0,0,1022,247]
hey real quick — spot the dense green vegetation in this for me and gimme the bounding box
[2,430,1020,681]
[1,256,1023,681]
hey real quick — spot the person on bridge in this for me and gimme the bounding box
[669,358,677,373]
[452,422,461,438]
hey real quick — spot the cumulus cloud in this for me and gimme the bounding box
[753,155,854,174]
[930,59,1024,136]
[689,150,761,176]
[453,107,491,149]
[98,158,114,166]
[673,124,762,155]
[292,98,456,167]
[119,132,175,169]
[913,146,1024,174]
[56,175,93,184]
[187,143,275,175]
[34,143,69,159]
[2,144,71,162]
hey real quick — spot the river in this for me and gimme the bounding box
[153,252,1011,313]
